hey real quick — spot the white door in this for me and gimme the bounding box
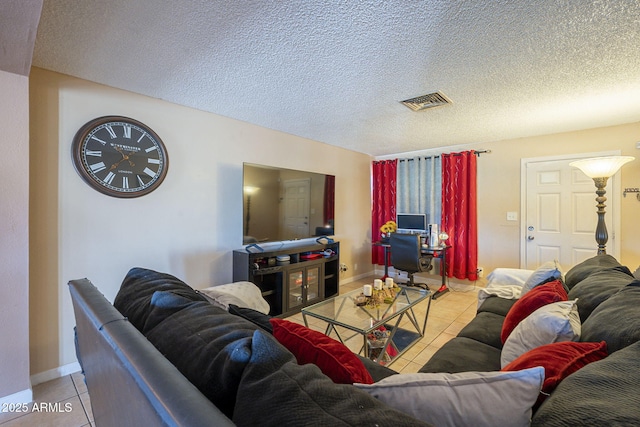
[282,179,310,240]
[522,154,619,270]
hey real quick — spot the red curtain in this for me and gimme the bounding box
[441,151,478,280]
[371,160,397,265]
[323,175,335,226]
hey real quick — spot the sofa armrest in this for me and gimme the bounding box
[69,278,235,427]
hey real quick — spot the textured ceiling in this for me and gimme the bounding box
[27,1,640,156]
[0,0,42,76]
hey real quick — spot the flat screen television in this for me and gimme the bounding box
[242,163,335,244]
[396,213,427,233]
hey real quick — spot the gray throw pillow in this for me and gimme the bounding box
[501,300,580,367]
[355,367,544,427]
[520,260,563,297]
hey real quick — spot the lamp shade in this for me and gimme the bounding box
[569,156,634,178]
[243,185,259,195]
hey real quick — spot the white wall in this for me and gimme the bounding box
[29,68,374,376]
[0,70,31,401]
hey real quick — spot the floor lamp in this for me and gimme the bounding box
[569,156,634,255]
[243,186,259,237]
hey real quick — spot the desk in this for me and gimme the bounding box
[374,241,450,299]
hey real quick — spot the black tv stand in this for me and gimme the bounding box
[233,240,340,317]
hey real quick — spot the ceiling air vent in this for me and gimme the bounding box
[401,91,452,111]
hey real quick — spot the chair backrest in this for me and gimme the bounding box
[390,233,423,273]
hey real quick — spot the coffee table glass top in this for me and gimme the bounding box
[302,286,429,333]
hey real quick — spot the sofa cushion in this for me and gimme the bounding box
[520,260,563,296]
[228,304,273,333]
[457,312,505,349]
[502,341,608,409]
[419,337,502,373]
[501,300,581,368]
[141,289,209,334]
[357,355,398,382]
[355,367,544,427]
[233,330,432,426]
[142,294,262,418]
[113,267,208,331]
[564,254,632,290]
[531,340,640,426]
[581,280,640,352]
[568,269,636,322]
[477,296,518,317]
[501,280,568,344]
[269,318,373,384]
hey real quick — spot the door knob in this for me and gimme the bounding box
[527,236,535,241]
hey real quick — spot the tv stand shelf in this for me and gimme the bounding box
[233,240,340,317]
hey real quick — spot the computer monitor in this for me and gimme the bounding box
[396,213,427,233]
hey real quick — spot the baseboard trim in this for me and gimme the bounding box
[0,388,33,405]
[30,362,81,387]
[340,271,374,284]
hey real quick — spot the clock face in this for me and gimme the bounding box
[72,116,169,198]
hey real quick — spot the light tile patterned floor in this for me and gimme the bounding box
[0,372,92,426]
[0,277,479,426]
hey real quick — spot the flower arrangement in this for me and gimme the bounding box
[379,220,397,235]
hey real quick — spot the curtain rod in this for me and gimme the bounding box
[398,149,491,161]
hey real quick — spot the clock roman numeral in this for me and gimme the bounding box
[104,171,115,185]
[86,150,102,157]
[137,132,147,143]
[90,162,106,173]
[91,136,107,146]
[145,146,157,153]
[123,125,131,139]
[137,175,145,187]
[147,158,160,164]
[143,167,156,177]
[105,125,117,139]
[122,176,129,189]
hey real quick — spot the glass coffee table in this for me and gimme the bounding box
[301,286,431,366]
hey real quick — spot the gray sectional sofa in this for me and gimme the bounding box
[70,254,640,426]
[70,269,426,427]
[421,254,640,425]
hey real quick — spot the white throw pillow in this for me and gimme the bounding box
[486,268,535,287]
[477,283,523,309]
[354,367,544,427]
[501,299,580,368]
[477,268,535,308]
[200,281,270,314]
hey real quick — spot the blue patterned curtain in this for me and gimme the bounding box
[397,156,441,226]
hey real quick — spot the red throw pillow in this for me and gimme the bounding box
[502,341,608,408]
[269,318,374,384]
[501,280,568,344]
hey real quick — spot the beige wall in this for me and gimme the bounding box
[470,123,640,273]
[0,70,31,400]
[28,68,373,376]
[378,123,640,278]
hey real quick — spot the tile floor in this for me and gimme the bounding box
[0,371,92,426]
[0,276,480,426]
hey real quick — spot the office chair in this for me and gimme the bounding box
[389,233,433,290]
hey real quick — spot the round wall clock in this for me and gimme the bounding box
[71,116,169,198]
